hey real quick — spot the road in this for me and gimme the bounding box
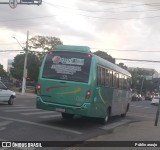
[0,94,159,149]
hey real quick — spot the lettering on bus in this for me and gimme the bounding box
[52,56,84,66]
[51,64,82,75]
[51,56,84,75]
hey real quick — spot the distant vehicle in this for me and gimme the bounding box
[36,45,132,123]
[132,93,138,101]
[151,96,159,105]
[145,95,152,101]
[0,81,16,105]
[132,93,142,101]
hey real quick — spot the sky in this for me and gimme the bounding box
[1,0,160,72]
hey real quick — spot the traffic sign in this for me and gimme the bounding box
[9,0,17,9]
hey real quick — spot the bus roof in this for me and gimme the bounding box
[54,45,91,53]
[54,45,131,77]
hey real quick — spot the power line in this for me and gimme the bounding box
[0,50,23,52]
[1,12,160,22]
[87,0,160,7]
[44,1,160,13]
[115,58,160,63]
[1,4,160,23]
[91,48,160,52]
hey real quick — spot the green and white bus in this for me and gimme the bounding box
[36,45,132,123]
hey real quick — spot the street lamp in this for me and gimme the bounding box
[12,36,24,49]
[12,32,29,94]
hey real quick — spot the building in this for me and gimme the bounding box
[7,59,14,73]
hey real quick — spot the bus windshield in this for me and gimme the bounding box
[42,51,91,83]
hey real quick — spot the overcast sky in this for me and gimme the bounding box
[1,0,160,72]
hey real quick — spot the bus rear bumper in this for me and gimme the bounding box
[36,96,92,117]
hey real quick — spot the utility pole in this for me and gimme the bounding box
[140,76,145,96]
[154,85,160,126]
[22,31,29,94]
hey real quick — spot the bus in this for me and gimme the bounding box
[36,45,132,123]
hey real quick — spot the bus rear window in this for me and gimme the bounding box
[42,51,91,83]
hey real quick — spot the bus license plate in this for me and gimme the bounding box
[55,108,65,112]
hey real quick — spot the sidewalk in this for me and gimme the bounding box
[72,121,160,150]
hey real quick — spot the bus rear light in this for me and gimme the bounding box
[87,54,91,58]
[36,84,41,93]
[48,51,53,55]
[85,91,91,99]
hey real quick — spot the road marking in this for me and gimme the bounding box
[130,105,152,109]
[0,121,13,126]
[40,114,61,118]
[0,121,13,131]
[0,116,83,135]
[21,111,55,115]
[100,119,130,130]
[0,127,6,131]
[4,109,39,112]
[128,112,154,119]
[144,107,152,109]
[0,106,35,110]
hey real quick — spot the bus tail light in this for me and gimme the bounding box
[36,84,41,93]
[85,91,91,100]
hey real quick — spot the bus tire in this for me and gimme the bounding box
[99,108,110,124]
[61,113,74,119]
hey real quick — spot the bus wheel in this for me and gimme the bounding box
[99,108,110,124]
[61,113,74,119]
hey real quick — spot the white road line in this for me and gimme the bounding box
[130,105,152,109]
[0,121,13,126]
[144,107,152,109]
[21,111,55,115]
[0,121,13,131]
[128,112,154,119]
[0,107,35,110]
[0,116,83,135]
[40,114,61,118]
[4,109,39,112]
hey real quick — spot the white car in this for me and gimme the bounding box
[151,96,159,105]
[0,81,16,105]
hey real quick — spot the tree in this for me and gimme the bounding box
[10,53,40,82]
[94,50,115,64]
[29,35,63,62]
[0,64,7,79]
[128,68,156,94]
[117,63,128,70]
[29,35,63,51]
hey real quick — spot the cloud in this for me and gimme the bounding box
[1,0,160,72]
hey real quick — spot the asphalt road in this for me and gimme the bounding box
[0,95,159,149]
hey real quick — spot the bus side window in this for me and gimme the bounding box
[126,77,131,90]
[124,76,128,89]
[97,66,101,86]
[101,68,105,86]
[113,72,119,88]
[105,69,110,87]
[119,74,124,89]
[109,70,113,87]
